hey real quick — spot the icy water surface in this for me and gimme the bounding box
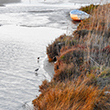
[0,0,110,110]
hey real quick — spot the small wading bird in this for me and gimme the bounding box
[35,68,39,71]
[35,68,39,76]
[37,57,40,63]
[35,57,40,76]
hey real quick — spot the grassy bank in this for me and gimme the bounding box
[33,3,110,110]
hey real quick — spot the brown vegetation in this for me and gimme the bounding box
[79,4,99,14]
[78,3,110,31]
[33,76,110,110]
[46,34,78,62]
[54,45,88,81]
[33,3,110,110]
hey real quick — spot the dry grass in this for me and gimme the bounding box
[98,67,110,78]
[33,76,110,110]
[79,4,99,14]
[77,3,110,32]
[73,3,110,68]
[46,34,78,62]
[53,45,90,81]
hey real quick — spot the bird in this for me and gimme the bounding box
[35,68,39,71]
[37,57,40,63]
[35,68,39,76]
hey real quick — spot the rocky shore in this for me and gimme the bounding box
[32,3,110,110]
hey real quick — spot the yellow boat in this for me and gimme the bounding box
[70,9,89,21]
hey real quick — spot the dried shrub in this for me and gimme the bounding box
[53,45,93,81]
[73,3,110,46]
[39,80,50,93]
[46,34,78,62]
[103,45,110,54]
[88,45,110,67]
[54,63,79,81]
[79,3,110,31]
[33,76,110,110]
[59,45,85,65]
[73,3,110,68]
[75,3,110,33]
[80,4,99,14]
[99,67,110,78]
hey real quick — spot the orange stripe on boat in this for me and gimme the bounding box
[70,14,80,21]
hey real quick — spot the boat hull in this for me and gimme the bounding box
[70,9,89,21]
[70,14,81,21]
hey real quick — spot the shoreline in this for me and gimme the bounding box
[43,56,55,79]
